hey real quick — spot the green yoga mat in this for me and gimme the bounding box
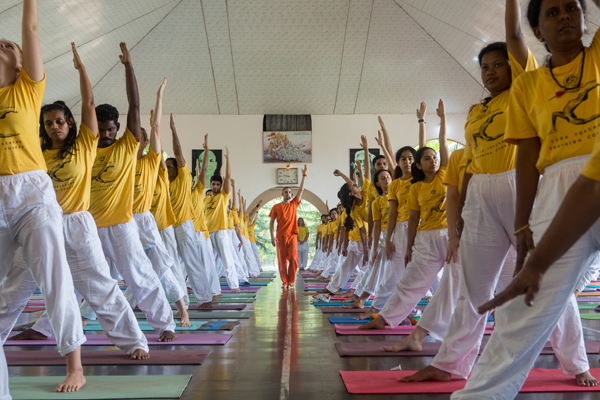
[579,304,599,310]
[135,311,253,319]
[581,313,600,319]
[9,375,192,399]
[83,320,208,331]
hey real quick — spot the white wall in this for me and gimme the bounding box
[97,113,468,209]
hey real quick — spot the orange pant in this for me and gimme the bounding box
[276,235,298,285]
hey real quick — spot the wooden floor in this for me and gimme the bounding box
[7,269,600,399]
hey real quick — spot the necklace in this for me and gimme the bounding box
[549,49,585,98]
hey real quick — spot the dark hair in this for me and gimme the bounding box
[282,187,292,193]
[411,147,435,184]
[40,101,77,159]
[373,155,386,165]
[166,157,178,168]
[205,189,213,196]
[527,0,586,32]
[211,174,223,184]
[477,42,509,104]
[329,208,338,217]
[95,104,119,124]
[338,184,355,232]
[394,146,416,180]
[373,169,391,196]
[141,127,148,143]
[321,214,328,222]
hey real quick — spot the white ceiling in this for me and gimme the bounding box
[2,0,599,115]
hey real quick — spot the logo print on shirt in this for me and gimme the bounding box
[92,164,116,184]
[473,112,504,148]
[430,195,446,217]
[550,80,600,134]
[0,108,19,138]
[48,159,73,183]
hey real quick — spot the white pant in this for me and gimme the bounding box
[298,241,309,270]
[380,229,449,328]
[174,220,213,304]
[453,156,593,399]
[0,170,85,356]
[195,232,221,296]
[576,254,600,292]
[6,212,148,354]
[228,230,249,282]
[251,242,262,271]
[0,346,9,400]
[160,226,189,307]
[243,238,261,277]
[98,220,175,335]
[357,233,387,296]
[210,230,239,289]
[309,248,323,270]
[321,240,342,278]
[326,241,364,293]
[373,222,408,310]
[130,212,185,306]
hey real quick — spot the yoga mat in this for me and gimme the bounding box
[321,307,376,313]
[327,316,491,324]
[219,294,256,298]
[313,301,373,307]
[576,291,600,296]
[222,283,267,287]
[212,299,256,303]
[581,313,600,319]
[221,290,258,294]
[578,304,599,310]
[330,296,372,300]
[340,368,600,394]
[5,333,233,346]
[304,288,349,292]
[9,375,192,399]
[23,307,45,313]
[578,296,600,302]
[159,304,247,311]
[334,324,494,335]
[27,301,45,306]
[335,340,600,357]
[82,320,208,331]
[220,286,262,290]
[198,320,240,330]
[135,311,253,319]
[5,349,210,366]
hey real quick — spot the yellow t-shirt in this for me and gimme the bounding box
[297,226,309,242]
[227,208,236,230]
[249,221,257,243]
[367,181,379,203]
[133,148,160,214]
[44,123,96,214]
[443,148,468,194]
[191,180,209,234]
[582,136,600,180]
[505,30,600,174]
[328,219,340,240]
[89,128,139,228]
[0,69,46,176]
[372,193,390,232]
[204,190,231,233]
[408,167,448,231]
[464,50,538,175]
[387,177,412,222]
[169,165,195,228]
[238,211,247,238]
[150,167,176,231]
[243,215,250,238]
[347,184,369,242]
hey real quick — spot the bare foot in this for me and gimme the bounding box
[130,348,150,360]
[158,330,177,342]
[355,307,375,320]
[81,318,87,327]
[8,329,48,340]
[383,335,423,352]
[337,290,356,299]
[56,369,86,392]
[232,288,241,293]
[179,311,191,327]
[197,301,213,309]
[212,295,220,301]
[343,300,365,309]
[175,311,182,317]
[576,371,598,386]
[400,365,452,382]
[316,288,333,294]
[358,315,386,330]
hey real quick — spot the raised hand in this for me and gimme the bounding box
[416,101,427,119]
[195,158,200,177]
[203,134,208,150]
[119,42,131,65]
[436,98,445,118]
[170,113,176,131]
[71,42,83,70]
[355,159,362,172]
[360,135,368,150]
[378,116,387,134]
[375,130,384,147]
[224,146,230,160]
[158,77,167,96]
[333,169,341,177]
[302,164,308,175]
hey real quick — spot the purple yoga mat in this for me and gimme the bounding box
[5,333,232,346]
[5,349,211,365]
[334,341,600,357]
[27,301,45,306]
[334,325,495,335]
[158,304,246,311]
[578,297,600,302]
[221,286,261,290]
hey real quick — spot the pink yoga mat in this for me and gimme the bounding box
[157,304,246,311]
[5,333,232,346]
[335,340,600,357]
[334,325,494,335]
[23,307,45,313]
[340,368,600,394]
[26,302,44,306]
[5,349,211,365]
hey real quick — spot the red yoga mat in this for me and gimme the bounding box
[335,340,600,357]
[340,368,600,394]
[5,333,232,346]
[4,349,210,365]
[334,325,495,335]
[22,307,45,313]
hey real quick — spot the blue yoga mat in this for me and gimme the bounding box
[202,321,231,330]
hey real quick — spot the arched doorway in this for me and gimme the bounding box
[249,188,327,214]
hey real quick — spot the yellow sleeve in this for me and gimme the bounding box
[372,198,382,221]
[463,140,473,161]
[508,48,538,81]
[407,183,420,211]
[505,75,538,144]
[443,150,461,187]
[121,127,140,154]
[387,179,398,202]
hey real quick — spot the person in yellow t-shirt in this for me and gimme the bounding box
[297,218,310,270]
[318,208,340,281]
[227,181,250,284]
[167,115,218,307]
[315,158,369,299]
[361,99,455,336]
[191,136,222,300]
[204,147,240,291]
[457,2,600,395]
[245,199,264,273]
[5,44,150,364]
[238,195,261,278]
[308,214,329,272]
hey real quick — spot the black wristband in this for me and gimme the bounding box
[418,119,426,124]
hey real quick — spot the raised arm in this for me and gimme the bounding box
[417,101,427,149]
[437,99,449,168]
[223,147,231,194]
[360,136,371,183]
[248,200,263,219]
[149,78,166,155]
[119,42,141,141]
[334,169,361,197]
[159,151,166,170]
[199,134,209,187]
[72,43,96,135]
[505,0,529,69]
[231,180,237,209]
[376,130,397,173]
[21,0,43,82]
[355,159,365,187]
[169,114,186,168]
[378,116,394,156]
[296,164,308,202]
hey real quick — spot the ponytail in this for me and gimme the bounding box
[338,183,355,232]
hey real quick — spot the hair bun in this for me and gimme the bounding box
[53,100,67,107]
